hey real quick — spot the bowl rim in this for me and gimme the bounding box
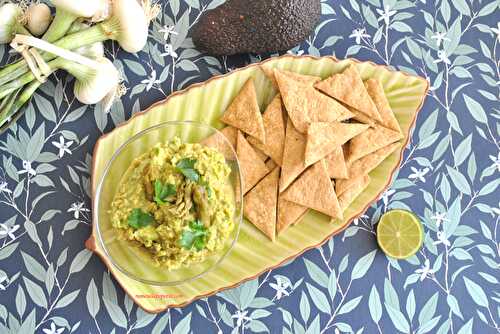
[94,120,243,286]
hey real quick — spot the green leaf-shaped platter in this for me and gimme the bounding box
[87,55,428,312]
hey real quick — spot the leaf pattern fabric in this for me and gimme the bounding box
[0,0,499,333]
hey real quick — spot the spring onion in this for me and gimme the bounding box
[0,0,159,86]
[42,0,109,42]
[0,3,30,44]
[26,3,52,36]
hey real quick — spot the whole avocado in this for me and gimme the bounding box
[192,0,321,55]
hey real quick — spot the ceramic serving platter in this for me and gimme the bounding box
[86,55,428,313]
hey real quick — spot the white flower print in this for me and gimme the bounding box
[51,135,73,158]
[141,70,162,91]
[160,44,178,58]
[491,22,500,41]
[433,50,451,65]
[353,214,369,226]
[433,231,451,247]
[349,28,370,44]
[489,152,500,172]
[158,25,178,41]
[414,259,435,281]
[0,275,8,290]
[0,223,20,240]
[408,167,430,183]
[42,322,64,334]
[430,212,449,229]
[376,6,396,25]
[269,276,291,300]
[68,202,90,219]
[430,31,450,47]
[380,189,396,207]
[231,310,251,327]
[17,160,36,176]
[0,181,11,194]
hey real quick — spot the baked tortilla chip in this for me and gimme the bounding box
[221,78,266,143]
[274,69,353,133]
[336,142,400,196]
[365,78,401,133]
[260,63,278,87]
[348,142,400,177]
[248,95,286,165]
[338,175,370,210]
[315,64,382,122]
[347,124,403,163]
[282,160,342,219]
[279,118,309,192]
[324,146,349,179]
[305,122,369,165]
[236,131,270,194]
[350,107,376,126]
[277,196,308,234]
[265,159,277,170]
[244,167,279,241]
[201,126,238,159]
[252,143,269,161]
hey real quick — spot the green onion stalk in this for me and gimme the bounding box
[42,0,110,42]
[0,21,93,126]
[0,0,155,86]
[0,40,108,124]
[0,4,31,43]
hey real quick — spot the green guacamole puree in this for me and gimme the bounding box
[110,137,235,269]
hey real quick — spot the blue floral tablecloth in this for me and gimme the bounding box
[1,0,499,333]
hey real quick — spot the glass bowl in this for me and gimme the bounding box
[94,121,242,286]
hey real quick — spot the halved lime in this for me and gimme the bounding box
[376,209,423,259]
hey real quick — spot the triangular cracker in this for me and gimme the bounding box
[336,142,400,196]
[221,78,266,143]
[324,146,349,179]
[338,175,370,210]
[248,95,286,165]
[347,125,403,163]
[260,63,278,88]
[350,107,376,126]
[305,122,369,165]
[348,142,400,177]
[236,131,270,194]
[277,196,308,234]
[201,126,238,159]
[365,78,401,133]
[251,142,269,161]
[244,167,280,241]
[279,118,309,192]
[265,159,278,170]
[315,64,382,122]
[282,160,342,219]
[274,69,353,133]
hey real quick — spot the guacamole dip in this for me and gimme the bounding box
[110,137,235,269]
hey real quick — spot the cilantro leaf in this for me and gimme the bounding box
[153,180,176,205]
[180,219,207,251]
[176,158,200,182]
[127,209,154,229]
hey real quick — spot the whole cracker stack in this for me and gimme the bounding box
[204,63,403,241]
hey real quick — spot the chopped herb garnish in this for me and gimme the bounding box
[179,219,207,251]
[176,158,200,182]
[153,180,176,205]
[127,208,154,229]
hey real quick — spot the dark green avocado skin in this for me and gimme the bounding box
[192,0,321,55]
